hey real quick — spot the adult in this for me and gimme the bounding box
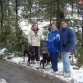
[28,23,43,65]
[46,23,60,73]
[60,21,76,77]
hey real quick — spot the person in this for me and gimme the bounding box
[46,23,60,73]
[60,21,76,77]
[28,23,43,66]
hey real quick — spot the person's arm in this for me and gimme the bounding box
[40,30,46,41]
[41,35,46,40]
[54,33,60,45]
[68,29,76,52]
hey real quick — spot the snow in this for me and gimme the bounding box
[71,66,83,83]
[19,19,50,36]
[66,4,82,20]
[0,48,7,55]
[0,78,7,83]
[5,56,83,83]
[1,17,83,82]
[19,19,31,36]
[0,19,83,83]
[9,57,24,64]
[78,27,82,34]
[0,16,83,82]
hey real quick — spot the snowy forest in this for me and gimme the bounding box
[0,0,83,83]
[0,0,83,66]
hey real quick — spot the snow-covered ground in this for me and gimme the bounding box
[1,15,83,83]
[0,48,81,83]
[0,78,7,83]
[5,56,83,83]
[0,48,83,82]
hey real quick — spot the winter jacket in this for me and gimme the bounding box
[28,29,43,46]
[60,27,76,52]
[46,29,60,53]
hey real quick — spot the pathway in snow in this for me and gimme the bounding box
[7,56,83,83]
[0,60,66,83]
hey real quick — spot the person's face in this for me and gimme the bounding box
[51,24,57,30]
[61,22,67,28]
[33,24,38,30]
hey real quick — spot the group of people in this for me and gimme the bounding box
[28,21,76,77]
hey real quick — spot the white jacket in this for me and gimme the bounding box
[28,29,43,46]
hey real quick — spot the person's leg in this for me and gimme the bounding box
[50,53,58,72]
[52,53,58,72]
[61,52,71,73]
[28,55,30,66]
[32,46,40,67]
[35,46,40,61]
[61,52,66,72]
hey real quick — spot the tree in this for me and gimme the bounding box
[0,0,4,41]
[0,0,27,52]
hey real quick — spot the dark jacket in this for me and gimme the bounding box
[60,27,76,52]
[46,29,60,53]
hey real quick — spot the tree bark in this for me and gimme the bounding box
[15,0,18,37]
[29,0,32,22]
[0,0,3,33]
[56,0,61,30]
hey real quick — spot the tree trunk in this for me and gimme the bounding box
[15,0,18,37]
[0,0,4,42]
[56,0,61,30]
[0,0,3,34]
[82,8,83,47]
[49,0,52,31]
[29,0,32,22]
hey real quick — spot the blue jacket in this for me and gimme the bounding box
[60,27,76,52]
[46,29,60,53]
